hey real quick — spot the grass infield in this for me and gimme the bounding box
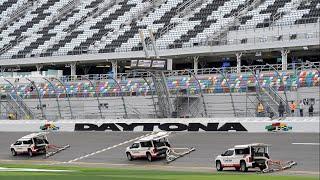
[0,164,317,180]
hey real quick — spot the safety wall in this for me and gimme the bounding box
[0,117,318,132]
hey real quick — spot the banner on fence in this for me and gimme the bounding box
[0,117,318,132]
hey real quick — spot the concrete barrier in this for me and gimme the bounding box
[0,117,318,132]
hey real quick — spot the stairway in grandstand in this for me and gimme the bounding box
[151,71,174,118]
[0,93,35,119]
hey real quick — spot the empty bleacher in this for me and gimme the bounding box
[0,64,318,119]
[0,0,319,59]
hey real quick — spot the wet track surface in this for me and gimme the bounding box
[0,132,319,173]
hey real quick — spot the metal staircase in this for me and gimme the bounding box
[0,93,35,119]
[145,22,179,46]
[177,0,204,17]
[175,0,198,17]
[92,0,117,18]
[52,0,80,22]
[151,71,173,118]
[245,84,288,117]
[174,96,203,117]
[260,84,288,115]
[271,0,308,27]
[245,92,260,117]
[0,1,35,29]
[145,0,203,46]
[0,36,28,56]
[207,0,263,43]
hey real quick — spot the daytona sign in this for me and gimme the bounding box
[74,123,248,132]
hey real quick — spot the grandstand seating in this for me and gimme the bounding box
[0,70,318,98]
[0,0,319,59]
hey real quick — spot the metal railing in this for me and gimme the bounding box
[55,62,320,81]
[0,63,318,120]
[229,17,320,31]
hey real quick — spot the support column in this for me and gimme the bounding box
[281,49,289,71]
[36,64,43,75]
[236,52,242,73]
[148,29,159,59]
[0,67,5,76]
[70,62,76,76]
[167,59,172,71]
[138,30,149,58]
[111,60,118,79]
[193,56,199,74]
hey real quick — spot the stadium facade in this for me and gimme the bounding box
[0,0,319,120]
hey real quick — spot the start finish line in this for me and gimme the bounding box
[0,117,318,132]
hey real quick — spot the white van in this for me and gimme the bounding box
[10,132,49,157]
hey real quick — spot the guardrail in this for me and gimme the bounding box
[57,61,319,81]
[0,62,319,81]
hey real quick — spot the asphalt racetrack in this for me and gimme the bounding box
[0,132,318,174]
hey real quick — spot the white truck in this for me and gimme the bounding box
[215,143,270,172]
[10,132,49,157]
[126,132,171,162]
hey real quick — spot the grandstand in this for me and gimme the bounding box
[0,62,318,120]
[0,0,319,120]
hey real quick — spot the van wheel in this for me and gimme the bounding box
[146,153,152,162]
[216,161,223,171]
[11,149,17,156]
[28,149,33,157]
[126,153,133,161]
[240,161,248,172]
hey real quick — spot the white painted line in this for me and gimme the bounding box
[292,143,320,145]
[66,132,160,163]
[0,167,75,172]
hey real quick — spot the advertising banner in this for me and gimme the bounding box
[0,117,318,132]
